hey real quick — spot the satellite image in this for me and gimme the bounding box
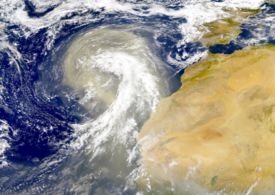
[0,0,275,194]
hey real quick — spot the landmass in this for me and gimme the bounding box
[201,9,259,46]
[139,45,275,194]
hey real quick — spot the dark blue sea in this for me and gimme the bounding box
[0,0,274,194]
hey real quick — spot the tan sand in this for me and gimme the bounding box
[139,45,275,194]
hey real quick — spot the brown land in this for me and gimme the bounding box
[202,9,259,46]
[139,45,275,194]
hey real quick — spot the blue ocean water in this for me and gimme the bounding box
[0,0,274,194]
[209,3,275,54]
[0,5,188,164]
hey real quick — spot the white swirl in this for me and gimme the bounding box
[0,120,11,168]
[62,28,168,165]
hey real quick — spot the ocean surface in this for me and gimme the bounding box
[0,0,274,194]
